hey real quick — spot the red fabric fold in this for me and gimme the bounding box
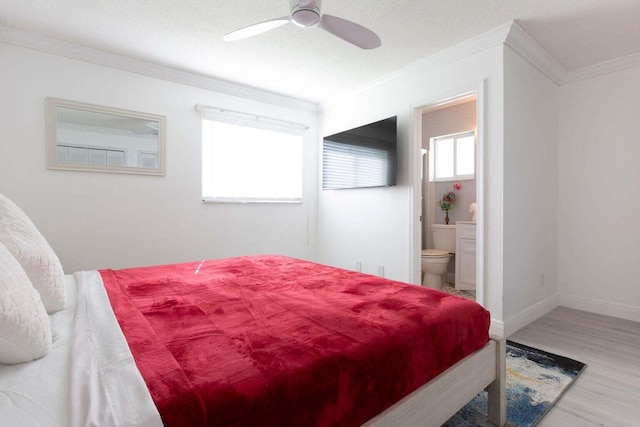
[100,255,489,426]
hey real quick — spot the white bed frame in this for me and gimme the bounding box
[365,336,506,427]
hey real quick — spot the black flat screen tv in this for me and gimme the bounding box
[322,116,397,190]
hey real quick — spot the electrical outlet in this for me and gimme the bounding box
[378,265,385,277]
[356,261,362,272]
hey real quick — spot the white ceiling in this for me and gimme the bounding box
[2,0,639,104]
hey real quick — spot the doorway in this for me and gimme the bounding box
[410,82,485,307]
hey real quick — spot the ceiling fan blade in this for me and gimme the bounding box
[319,14,381,49]
[223,17,291,42]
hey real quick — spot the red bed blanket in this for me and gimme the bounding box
[100,255,489,427]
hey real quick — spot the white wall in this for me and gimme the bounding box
[558,65,640,321]
[502,47,559,333]
[318,45,505,326]
[0,42,318,272]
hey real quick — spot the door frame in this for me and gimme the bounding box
[409,80,486,307]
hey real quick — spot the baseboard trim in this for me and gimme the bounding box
[558,294,640,323]
[504,294,559,337]
[489,318,505,338]
[487,294,639,338]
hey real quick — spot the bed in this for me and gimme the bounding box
[0,194,505,427]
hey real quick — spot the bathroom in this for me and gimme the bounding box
[420,96,477,298]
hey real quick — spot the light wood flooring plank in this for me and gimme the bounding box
[509,307,640,427]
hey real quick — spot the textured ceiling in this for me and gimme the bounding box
[1,0,639,103]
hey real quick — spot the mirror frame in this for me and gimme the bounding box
[46,97,166,176]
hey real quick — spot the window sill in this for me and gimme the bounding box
[202,197,302,204]
[430,176,475,183]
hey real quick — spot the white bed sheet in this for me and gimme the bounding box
[0,274,77,426]
[0,271,163,427]
[69,270,162,427]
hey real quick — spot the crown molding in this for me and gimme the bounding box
[320,19,638,109]
[503,21,567,85]
[6,20,637,112]
[320,22,514,111]
[503,22,640,86]
[563,51,640,84]
[0,24,318,113]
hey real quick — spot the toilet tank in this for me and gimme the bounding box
[432,224,456,253]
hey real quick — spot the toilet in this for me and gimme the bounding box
[421,224,456,289]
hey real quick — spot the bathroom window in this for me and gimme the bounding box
[202,118,303,203]
[428,131,475,182]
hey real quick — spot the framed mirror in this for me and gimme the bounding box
[46,98,165,175]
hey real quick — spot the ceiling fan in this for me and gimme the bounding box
[223,0,381,49]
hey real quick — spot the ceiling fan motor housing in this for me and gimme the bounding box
[291,0,321,28]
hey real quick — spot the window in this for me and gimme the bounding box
[202,118,304,203]
[429,131,475,182]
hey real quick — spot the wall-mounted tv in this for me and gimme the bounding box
[322,116,397,190]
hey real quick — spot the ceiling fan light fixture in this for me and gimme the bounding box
[291,9,320,28]
[224,0,380,49]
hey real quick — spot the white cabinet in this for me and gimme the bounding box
[455,222,476,290]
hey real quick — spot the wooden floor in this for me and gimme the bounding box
[508,307,640,426]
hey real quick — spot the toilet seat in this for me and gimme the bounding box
[421,249,449,258]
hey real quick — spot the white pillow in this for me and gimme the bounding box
[0,241,52,364]
[0,193,65,313]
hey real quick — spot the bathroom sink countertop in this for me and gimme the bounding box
[456,221,476,225]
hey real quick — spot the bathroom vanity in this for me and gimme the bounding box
[455,221,476,290]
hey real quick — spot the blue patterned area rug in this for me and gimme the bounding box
[443,341,586,427]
